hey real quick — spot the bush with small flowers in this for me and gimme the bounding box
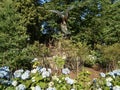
[91,69,120,90]
[0,65,90,90]
[1,58,120,90]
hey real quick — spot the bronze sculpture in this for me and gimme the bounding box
[49,6,74,35]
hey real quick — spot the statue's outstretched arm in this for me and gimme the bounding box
[65,5,74,18]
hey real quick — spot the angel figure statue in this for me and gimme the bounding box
[49,6,74,35]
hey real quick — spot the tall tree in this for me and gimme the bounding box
[14,0,44,43]
[0,0,33,69]
[101,0,120,44]
[67,0,120,47]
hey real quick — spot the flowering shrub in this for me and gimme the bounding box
[0,65,90,90]
[96,43,120,70]
[0,66,11,80]
[62,68,70,75]
[91,69,120,90]
[0,62,120,90]
[84,54,97,67]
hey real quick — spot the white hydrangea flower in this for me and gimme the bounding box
[42,71,50,78]
[16,84,26,90]
[31,87,35,90]
[99,72,106,78]
[106,77,113,82]
[58,80,61,83]
[65,77,74,85]
[62,68,70,74]
[106,81,112,87]
[35,85,41,90]
[31,69,37,74]
[52,75,59,81]
[46,87,56,90]
[48,68,52,74]
[12,80,17,86]
[14,69,24,78]
[65,77,69,80]
[49,82,54,87]
[113,85,120,90]
[21,70,30,80]
[97,88,102,90]
[71,88,75,90]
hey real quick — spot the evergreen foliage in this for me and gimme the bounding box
[14,0,44,43]
[0,0,120,70]
[0,0,33,70]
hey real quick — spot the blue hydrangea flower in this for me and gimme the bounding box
[16,84,26,90]
[21,70,30,80]
[108,72,115,78]
[14,69,24,78]
[62,68,70,75]
[65,77,74,85]
[42,71,50,78]
[0,66,10,71]
[36,66,42,73]
[110,86,113,90]
[113,69,120,76]
[46,87,56,90]
[40,68,46,73]
[0,71,7,78]
[100,72,106,78]
[0,73,4,78]
[0,66,10,79]
[0,80,11,85]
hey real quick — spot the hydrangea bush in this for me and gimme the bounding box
[0,59,120,90]
[91,70,120,90]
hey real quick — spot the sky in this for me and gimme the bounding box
[38,0,51,4]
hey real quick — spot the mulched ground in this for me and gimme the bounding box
[69,65,106,80]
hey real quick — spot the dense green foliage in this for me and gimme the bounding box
[0,0,120,70]
[14,0,44,43]
[96,43,120,70]
[0,0,34,70]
